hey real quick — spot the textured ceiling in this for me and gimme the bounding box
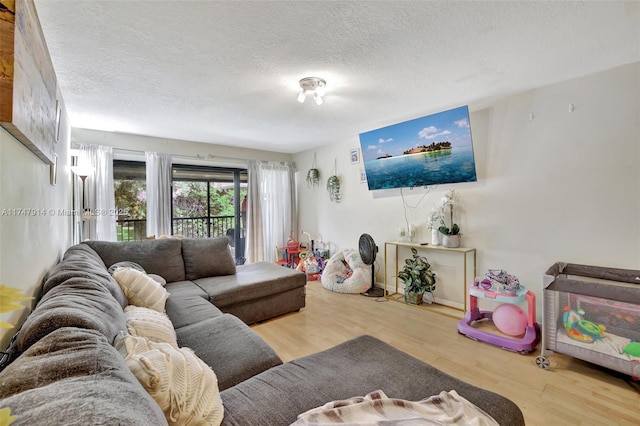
[34,1,639,154]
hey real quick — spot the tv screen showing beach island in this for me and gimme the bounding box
[358,105,477,191]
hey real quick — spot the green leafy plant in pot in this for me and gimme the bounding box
[398,248,436,305]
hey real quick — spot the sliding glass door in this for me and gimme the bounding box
[114,160,248,261]
[172,165,247,261]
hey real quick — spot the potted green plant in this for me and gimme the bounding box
[398,248,436,305]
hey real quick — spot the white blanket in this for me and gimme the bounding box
[291,390,499,426]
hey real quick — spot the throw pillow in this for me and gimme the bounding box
[107,261,146,276]
[115,334,224,425]
[124,306,177,346]
[147,273,167,287]
[182,237,236,280]
[113,267,169,312]
[106,261,166,287]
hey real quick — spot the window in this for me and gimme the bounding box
[113,160,248,261]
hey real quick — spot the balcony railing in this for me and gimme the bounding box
[116,215,237,242]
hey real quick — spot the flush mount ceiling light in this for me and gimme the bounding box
[297,77,326,105]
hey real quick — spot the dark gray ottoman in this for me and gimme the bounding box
[220,335,524,426]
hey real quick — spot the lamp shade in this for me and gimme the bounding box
[71,164,94,178]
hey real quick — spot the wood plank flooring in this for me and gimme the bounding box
[251,282,640,426]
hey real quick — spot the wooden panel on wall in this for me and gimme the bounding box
[0,0,15,122]
[0,0,57,165]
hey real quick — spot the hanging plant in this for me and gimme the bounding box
[327,176,341,202]
[327,159,341,202]
[306,153,320,188]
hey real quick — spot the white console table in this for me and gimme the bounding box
[384,241,476,317]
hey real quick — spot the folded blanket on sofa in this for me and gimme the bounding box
[291,389,498,426]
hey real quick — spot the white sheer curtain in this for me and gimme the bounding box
[245,160,297,263]
[146,152,173,238]
[77,144,117,241]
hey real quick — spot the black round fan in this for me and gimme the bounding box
[359,233,384,297]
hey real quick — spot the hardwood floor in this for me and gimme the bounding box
[252,282,640,426]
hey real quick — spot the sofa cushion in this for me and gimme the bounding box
[43,244,128,309]
[113,267,169,312]
[182,237,236,280]
[84,239,186,283]
[220,335,524,426]
[0,327,166,425]
[124,306,177,345]
[194,261,306,308]
[16,278,127,352]
[115,334,224,425]
[164,281,223,329]
[175,314,282,391]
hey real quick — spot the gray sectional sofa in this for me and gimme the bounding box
[85,238,307,325]
[0,238,525,425]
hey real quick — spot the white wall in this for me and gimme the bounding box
[0,100,73,350]
[294,62,640,315]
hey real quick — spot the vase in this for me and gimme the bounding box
[422,291,434,304]
[441,234,460,248]
[404,292,423,305]
[430,228,441,246]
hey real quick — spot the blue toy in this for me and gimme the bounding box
[562,306,605,343]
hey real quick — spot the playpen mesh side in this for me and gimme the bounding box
[543,263,640,377]
[554,331,640,377]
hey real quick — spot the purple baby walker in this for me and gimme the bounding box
[458,273,540,354]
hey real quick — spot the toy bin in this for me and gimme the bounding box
[536,262,640,378]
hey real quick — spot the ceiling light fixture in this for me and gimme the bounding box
[297,77,326,105]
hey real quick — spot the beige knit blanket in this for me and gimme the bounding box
[291,390,499,426]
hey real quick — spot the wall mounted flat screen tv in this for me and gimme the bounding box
[359,105,477,191]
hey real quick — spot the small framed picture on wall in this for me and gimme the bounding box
[360,168,367,183]
[350,148,360,164]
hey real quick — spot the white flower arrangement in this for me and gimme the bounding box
[428,190,459,234]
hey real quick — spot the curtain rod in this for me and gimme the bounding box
[73,145,249,166]
[117,147,247,164]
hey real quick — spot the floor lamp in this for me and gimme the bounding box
[71,159,93,241]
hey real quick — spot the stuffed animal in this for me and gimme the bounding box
[296,251,325,281]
